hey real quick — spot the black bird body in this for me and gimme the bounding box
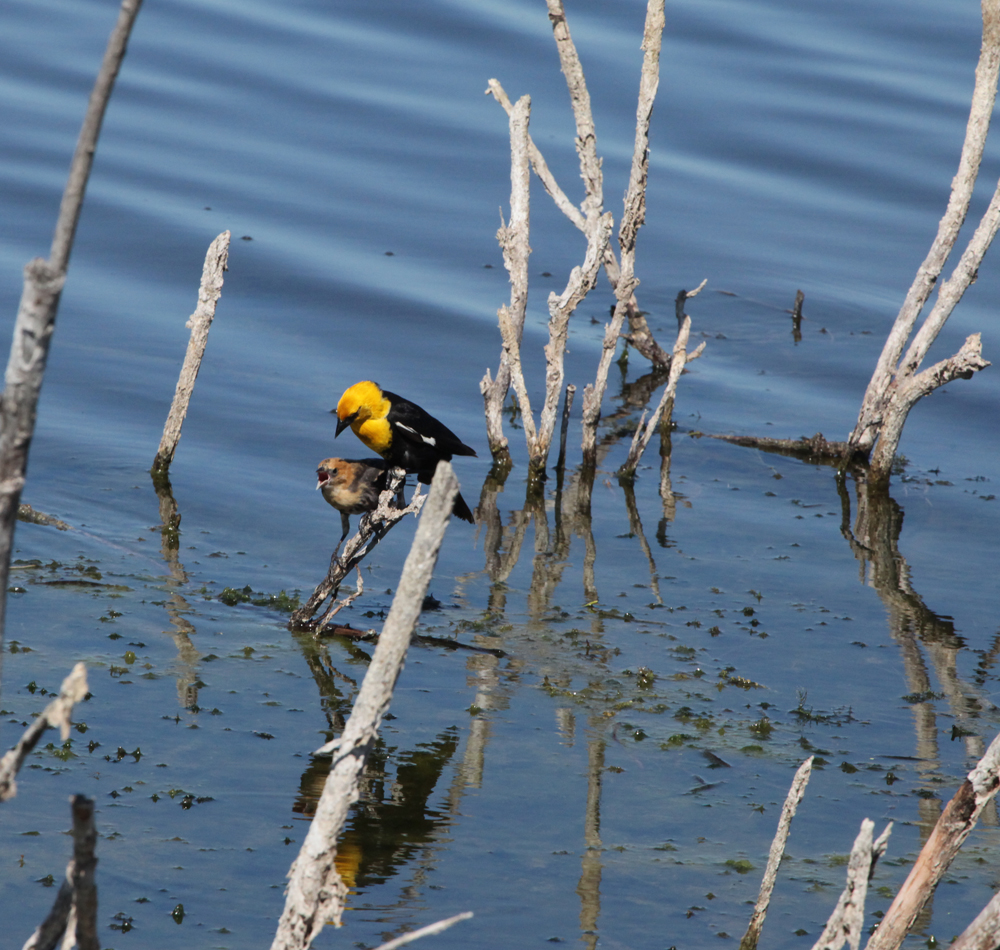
[334,380,477,523]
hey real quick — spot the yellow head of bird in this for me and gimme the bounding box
[335,380,385,436]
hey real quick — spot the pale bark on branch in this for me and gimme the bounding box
[152,231,231,474]
[272,463,458,950]
[811,821,891,950]
[370,912,474,950]
[581,0,665,466]
[739,757,814,950]
[1,664,89,802]
[949,888,1000,950]
[620,281,707,476]
[289,468,423,632]
[481,95,532,459]
[864,729,1000,950]
[849,0,999,474]
[22,795,99,950]
[0,0,143,660]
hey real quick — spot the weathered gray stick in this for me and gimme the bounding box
[370,912,474,950]
[0,0,143,663]
[811,821,891,950]
[152,230,231,474]
[948,887,1000,950]
[739,756,814,950]
[849,0,999,467]
[271,462,459,949]
[580,0,665,467]
[290,468,423,631]
[620,282,707,476]
[865,729,1000,950]
[70,796,100,950]
[481,96,532,459]
[1,664,89,802]
[20,795,98,950]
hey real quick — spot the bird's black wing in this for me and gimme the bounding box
[383,390,477,459]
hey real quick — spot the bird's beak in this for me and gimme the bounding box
[335,415,352,437]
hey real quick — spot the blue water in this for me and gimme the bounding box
[2,0,1000,947]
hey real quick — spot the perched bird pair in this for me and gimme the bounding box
[318,380,477,535]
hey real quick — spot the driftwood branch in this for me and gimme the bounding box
[272,463,459,949]
[580,0,665,466]
[739,757,814,950]
[22,795,99,950]
[848,0,999,474]
[811,820,891,950]
[949,888,1000,950]
[864,729,1000,950]
[0,0,142,657]
[370,912,474,950]
[481,95,532,460]
[619,281,707,476]
[1,664,89,802]
[289,468,422,632]
[152,230,231,475]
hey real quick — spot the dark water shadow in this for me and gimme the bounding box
[150,469,202,709]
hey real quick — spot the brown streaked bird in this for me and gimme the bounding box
[316,457,389,541]
[334,380,477,523]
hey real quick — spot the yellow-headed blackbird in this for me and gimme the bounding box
[334,380,477,523]
[316,457,389,540]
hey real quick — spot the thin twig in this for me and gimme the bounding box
[272,462,459,949]
[1,664,89,802]
[370,912,474,950]
[620,281,707,476]
[152,231,231,474]
[290,469,422,631]
[481,96,532,459]
[739,757,814,950]
[0,0,143,660]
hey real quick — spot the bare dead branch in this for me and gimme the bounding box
[272,463,459,949]
[21,796,98,950]
[1,664,89,802]
[0,0,143,657]
[290,468,423,632]
[811,819,892,950]
[949,888,1000,950]
[481,95,532,458]
[849,0,1000,462]
[619,281,707,476]
[545,0,603,220]
[865,729,1000,950]
[152,231,231,474]
[370,912,475,950]
[869,333,990,477]
[581,0,665,466]
[739,757,814,950]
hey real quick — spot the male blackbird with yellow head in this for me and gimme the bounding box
[316,457,389,541]
[334,380,477,523]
